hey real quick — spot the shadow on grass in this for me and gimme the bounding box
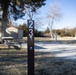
[35,45,46,49]
[35,40,76,44]
[0,49,27,75]
[35,51,76,75]
[0,49,76,75]
[13,45,21,50]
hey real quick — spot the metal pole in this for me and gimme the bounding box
[27,20,34,75]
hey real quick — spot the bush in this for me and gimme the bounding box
[53,29,65,37]
[69,28,76,37]
[35,31,44,37]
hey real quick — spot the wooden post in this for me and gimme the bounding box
[27,20,34,75]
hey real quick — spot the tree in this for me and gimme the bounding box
[70,27,76,37]
[34,17,45,31]
[47,2,62,38]
[18,23,28,37]
[0,0,46,36]
[45,27,50,33]
[21,0,46,20]
[18,23,44,37]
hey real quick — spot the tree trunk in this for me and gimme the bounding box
[0,19,2,42]
[2,2,9,37]
[2,20,7,37]
[49,29,54,38]
[48,19,54,38]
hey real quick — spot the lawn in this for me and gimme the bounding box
[0,48,76,75]
[35,50,76,75]
[0,48,27,75]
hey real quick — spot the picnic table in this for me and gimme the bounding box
[2,37,14,42]
[2,37,14,48]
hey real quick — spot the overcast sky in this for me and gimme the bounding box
[13,0,76,31]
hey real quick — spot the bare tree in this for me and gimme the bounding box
[47,2,62,38]
[34,17,45,30]
[24,7,36,20]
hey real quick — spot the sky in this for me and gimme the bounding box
[13,0,76,31]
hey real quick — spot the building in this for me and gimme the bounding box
[0,20,23,39]
[5,26,23,39]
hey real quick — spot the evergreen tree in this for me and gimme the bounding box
[0,0,46,36]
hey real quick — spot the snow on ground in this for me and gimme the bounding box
[20,42,76,61]
[35,42,76,61]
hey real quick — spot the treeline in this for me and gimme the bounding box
[45,27,76,37]
[17,24,76,37]
[17,24,44,37]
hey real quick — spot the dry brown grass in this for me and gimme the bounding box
[0,42,76,75]
[23,37,76,41]
[0,49,27,75]
[35,50,76,75]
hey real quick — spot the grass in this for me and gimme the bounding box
[35,50,76,75]
[0,46,76,75]
[0,48,27,75]
[23,37,76,41]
